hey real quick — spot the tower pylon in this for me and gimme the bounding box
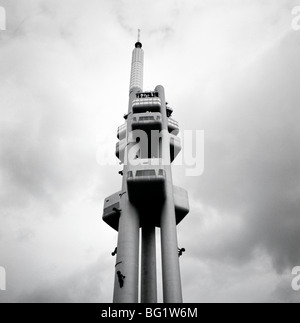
[102,31,189,303]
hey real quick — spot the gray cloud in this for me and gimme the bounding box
[271,275,300,303]
[17,259,108,303]
[180,30,300,278]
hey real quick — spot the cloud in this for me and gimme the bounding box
[271,274,300,303]
[179,28,300,289]
[17,258,110,303]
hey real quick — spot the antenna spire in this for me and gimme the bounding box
[137,29,140,42]
[135,29,142,48]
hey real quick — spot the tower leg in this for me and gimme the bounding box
[160,197,183,303]
[113,199,140,303]
[155,84,183,303]
[141,223,157,303]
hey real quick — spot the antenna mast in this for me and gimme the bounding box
[137,29,140,42]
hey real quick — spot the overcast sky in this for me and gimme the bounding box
[0,0,299,303]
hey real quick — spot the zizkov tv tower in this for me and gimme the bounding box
[103,30,189,303]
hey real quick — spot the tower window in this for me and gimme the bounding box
[136,170,156,177]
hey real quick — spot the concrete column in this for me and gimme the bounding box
[155,84,183,303]
[160,195,182,303]
[141,224,157,303]
[113,198,140,303]
[113,87,142,303]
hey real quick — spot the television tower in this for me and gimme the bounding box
[103,30,189,303]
